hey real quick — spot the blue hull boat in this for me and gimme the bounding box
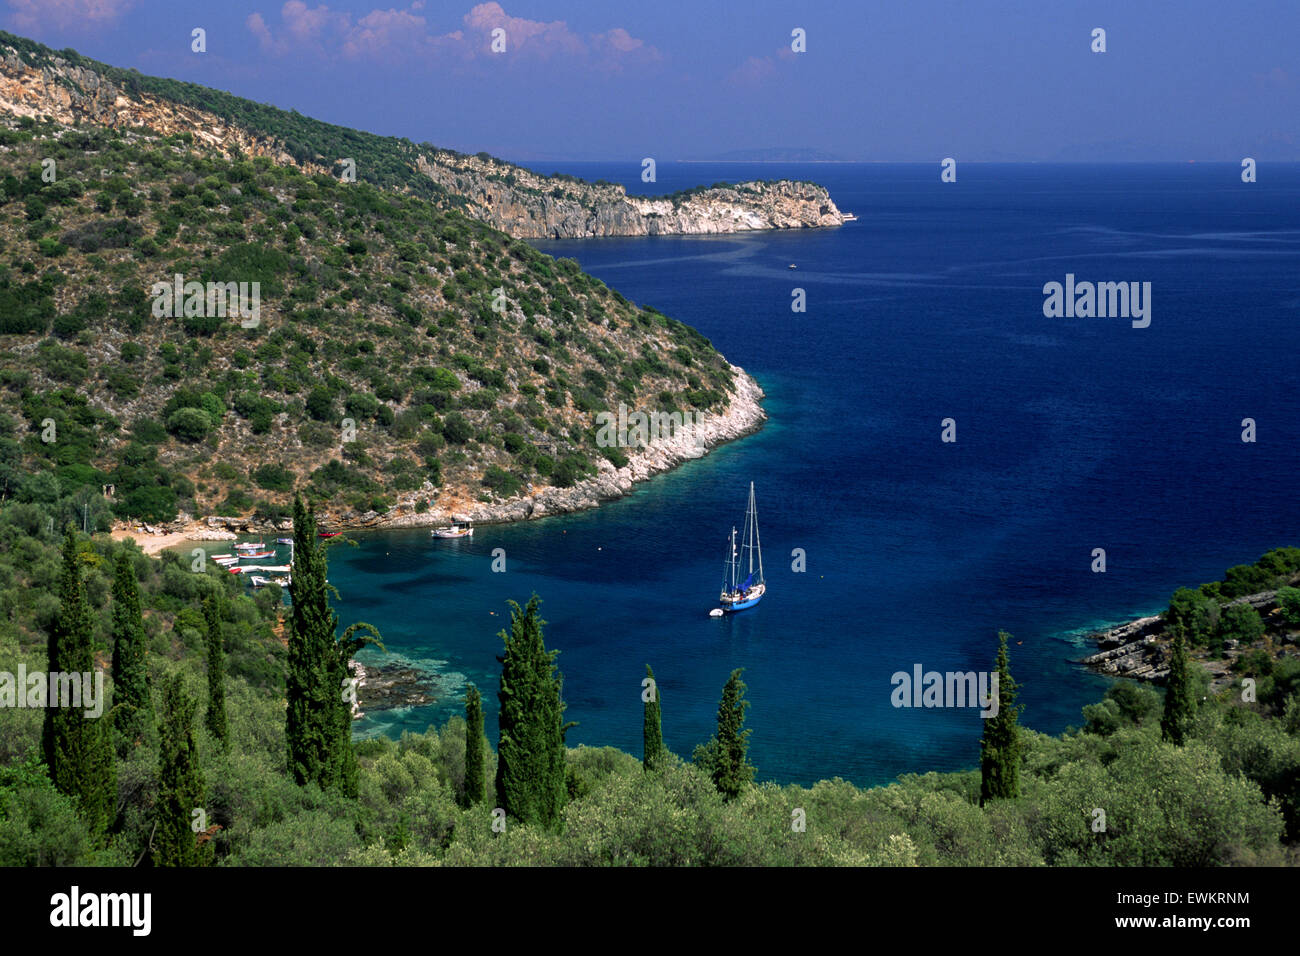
[717,482,765,613]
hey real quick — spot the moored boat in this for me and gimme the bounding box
[432,518,473,539]
[717,482,765,613]
[239,550,274,559]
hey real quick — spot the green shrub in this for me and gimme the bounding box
[165,407,214,442]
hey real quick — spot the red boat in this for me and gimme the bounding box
[318,532,341,538]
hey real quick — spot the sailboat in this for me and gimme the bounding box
[717,482,765,612]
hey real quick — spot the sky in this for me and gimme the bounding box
[4,0,1298,162]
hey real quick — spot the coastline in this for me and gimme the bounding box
[110,363,767,554]
[1077,583,1299,694]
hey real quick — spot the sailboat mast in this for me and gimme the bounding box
[745,482,754,575]
[752,483,763,583]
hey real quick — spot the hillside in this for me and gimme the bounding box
[0,108,763,532]
[0,520,1296,867]
[0,32,844,239]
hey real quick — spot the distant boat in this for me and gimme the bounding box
[249,575,271,588]
[213,555,240,567]
[788,263,797,269]
[318,532,341,538]
[717,482,765,612]
[432,519,473,539]
[235,541,266,550]
[842,212,858,222]
[275,537,294,545]
[239,550,274,559]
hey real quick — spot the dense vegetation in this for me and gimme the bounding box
[0,112,733,527]
[2,490,1297,866]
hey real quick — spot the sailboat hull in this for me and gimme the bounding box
[719,582,766,612]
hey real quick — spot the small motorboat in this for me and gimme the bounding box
[236,541,266,550]
[239,550,274,559]
[249,575,271,588]
[708,608,724,618]
[319,532,341,538]
[276,537,294,545]
[432,519,473,539]
[213,555,240,567]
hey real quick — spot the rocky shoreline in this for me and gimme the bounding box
[416,152,845,239]
[1078,586,1299,694]
[121,363,766,542]
[348,659,439,720]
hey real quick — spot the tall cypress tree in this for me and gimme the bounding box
[42,528,115,838]
[154,673,211,867]
[711,668,754,800]
[110,549,150,757]
[1161,624,1196,746]
[464,684,485,806]
[286,495,333,788]
[284,495,381,797]
[642,664,663,771]
[979,630,1022,806]
[494,595,567,830]
[203,592,228,751]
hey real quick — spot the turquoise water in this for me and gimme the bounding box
[324,163,1300,787]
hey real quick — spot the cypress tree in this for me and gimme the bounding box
[979,630,1022,806]
[1161,624,1196,746]
[203,592,228,751]
[642,663,663,771]
[286,495,334,788]
[284,495,381,796]
[495,595,567,830]
[110,549,150,756]
[42,528,115,838]
[154,673,211,866]
[464,684,485,806]
[711,668,754,800]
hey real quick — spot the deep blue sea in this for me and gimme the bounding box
[327,162,1300,788]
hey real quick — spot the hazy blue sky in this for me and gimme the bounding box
[6,0,1298,161]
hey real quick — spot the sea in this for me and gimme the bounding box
[321,162,1300,788]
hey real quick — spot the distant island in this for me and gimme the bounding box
[683,147,851,163]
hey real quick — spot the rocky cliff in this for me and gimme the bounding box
[415,152,845,238]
